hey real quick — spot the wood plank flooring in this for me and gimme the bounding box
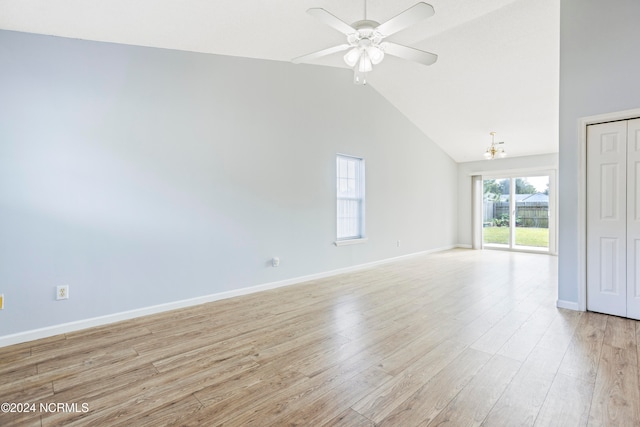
[1,249,639,426]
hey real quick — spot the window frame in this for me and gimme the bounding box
[335,154,367,246]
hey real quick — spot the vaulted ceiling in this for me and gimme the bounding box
[0,0,559,162]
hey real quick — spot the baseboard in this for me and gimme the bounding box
[0,245,456,348]
[556,299,581,311]
[455,244,473,249]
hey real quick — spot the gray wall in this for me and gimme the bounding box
[0,31,457,337]
[558,0,640,303]
[457,154,558,247]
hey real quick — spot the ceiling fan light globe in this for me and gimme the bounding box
[484,150,492,159]
[367,46,385,65]
[358,52,373,72]
[344,47,361,67]
[498,151,507,158]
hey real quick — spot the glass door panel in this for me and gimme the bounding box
[483,178,510,247]
[514,176,549,250]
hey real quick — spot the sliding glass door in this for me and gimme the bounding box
[482,174,552,252]
[483,178,510,246]
[514,176,549,249]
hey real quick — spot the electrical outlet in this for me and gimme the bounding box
[272,257,280,267]
[0,294,4,309]
[56,285,69,300]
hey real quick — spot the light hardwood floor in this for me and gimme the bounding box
[1,249,639,426]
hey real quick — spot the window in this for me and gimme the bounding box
[336,154,366,244]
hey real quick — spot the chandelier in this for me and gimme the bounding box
[484,132,506,160]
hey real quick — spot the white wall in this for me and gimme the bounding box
[0,31,458,339]
[457,154,558,247]
[558,0,640,305]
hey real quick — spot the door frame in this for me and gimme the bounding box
[577,108,640,312]
[474,168,558,255]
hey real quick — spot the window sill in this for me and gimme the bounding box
[334,238,368,247]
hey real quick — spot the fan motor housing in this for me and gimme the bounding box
[352,20,380,31]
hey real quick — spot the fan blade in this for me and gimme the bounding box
[376,3,435,37]
[381,42,438,66]
[292,44,352,64]
[307,8,356,35]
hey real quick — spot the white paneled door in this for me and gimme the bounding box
[627,118,640,319]
[587,118,640,319]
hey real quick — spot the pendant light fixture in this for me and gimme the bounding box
[484,132,507,160]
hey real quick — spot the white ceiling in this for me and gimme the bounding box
[0,0,559,162]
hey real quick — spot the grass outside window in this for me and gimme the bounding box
[483,227,549,248]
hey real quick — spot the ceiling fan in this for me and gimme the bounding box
[292,2,438,85]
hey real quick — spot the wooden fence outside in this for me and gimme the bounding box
[484,202,549,228]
